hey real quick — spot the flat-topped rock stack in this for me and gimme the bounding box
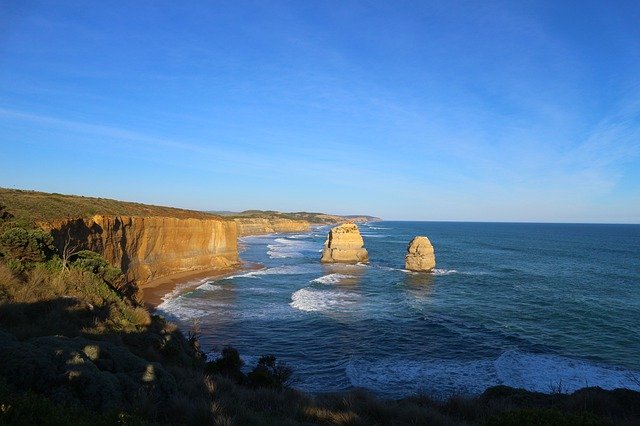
[405,236,436,272]
[320,223,369,263]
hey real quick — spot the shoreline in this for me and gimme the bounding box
[139,228,321,310]
[141,262,264,309]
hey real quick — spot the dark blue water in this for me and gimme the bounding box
[157,222,640,398]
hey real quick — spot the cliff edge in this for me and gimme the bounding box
[234,218,310,236]
[43,215,239,286]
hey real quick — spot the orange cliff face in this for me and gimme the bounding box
[43,215,239,287]
[234,218,310,236]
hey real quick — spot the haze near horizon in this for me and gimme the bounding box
[1,1,639,223]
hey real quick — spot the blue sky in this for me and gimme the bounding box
[1,1,639,222]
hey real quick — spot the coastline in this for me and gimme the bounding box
[141,262,263,309]
[140,227,323,310]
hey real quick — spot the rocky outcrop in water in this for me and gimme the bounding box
[405,236,436,272]
[320,223,369,263]
[44,215,239,286]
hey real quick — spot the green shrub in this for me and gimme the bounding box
[0,376,144,425]
[0,203,12,226]
[206,346,245,384]
[69,250,126,292]
[246,355,293,390]
[0,331,178,415]
[0,227,54,268]
[70,250,109,273]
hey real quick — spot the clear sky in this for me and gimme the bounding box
[1,1,639,222]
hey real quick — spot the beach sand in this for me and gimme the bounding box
[141,262,263,309]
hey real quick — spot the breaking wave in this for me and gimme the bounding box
[290,288,359,313]
[311,273,357,285]
[345,350,640,399]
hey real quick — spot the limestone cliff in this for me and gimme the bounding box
[234,218,310,236]
[405,236,436,272]
[320,223,369,263]
[43,215,239,286]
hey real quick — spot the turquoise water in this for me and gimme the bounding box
[157,222,640,398]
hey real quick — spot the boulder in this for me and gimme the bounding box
[320,223,369,263]
[405,236,436,272]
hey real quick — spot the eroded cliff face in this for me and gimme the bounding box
[320,223,369,263]
[405,236,436,272]
[43,215,239,286]
[234,218,310,236]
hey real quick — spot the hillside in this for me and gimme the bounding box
[217,210,382,224]
[0,188,381,227]
[0,188,220,226]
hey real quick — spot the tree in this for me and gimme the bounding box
[60,228,83,271]
[247,355,294,390]
[0,227,54,265]
[205,346,245,384]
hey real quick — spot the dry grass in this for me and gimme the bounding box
[0,187,221,226]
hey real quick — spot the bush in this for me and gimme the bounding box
[0,377,141,425]
[70,250,125,289]
[0,203,12,226]
[205,346,245,384]
[246,355,293,390]
[0,227,54,269]
[70,250,109,273]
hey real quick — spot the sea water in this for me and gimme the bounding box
[156,222,640,398]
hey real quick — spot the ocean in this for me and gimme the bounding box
[156,221,640,399]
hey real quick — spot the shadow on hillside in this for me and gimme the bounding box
[2,299,640,425]
[0,298,213,423]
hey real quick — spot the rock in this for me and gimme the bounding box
[0,331,178,413]
[320,223,369,263]
[405,236,436,272]
[234,218,310,236]
[44,215,239,286]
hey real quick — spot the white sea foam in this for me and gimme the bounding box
[494,350,640,393]
[155,297,212,322]
[375,265,416,274]
[224,264,316,280]
[431,268,458,276]
[290,288,358,312]
[267,250,304,259]
[346,357,496,398]
[267,237,320,259]
[196,282,224,291]
[345,351,640,398]
[376,265,402,272]
[311,273,356,285]
[289,233,313,239]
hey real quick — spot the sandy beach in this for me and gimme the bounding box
[141,262,263,309]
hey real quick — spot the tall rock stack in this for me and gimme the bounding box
[405,236,436,272]
[320,223,369,263]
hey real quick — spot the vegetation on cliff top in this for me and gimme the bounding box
[0,188,380,228]
[217,209,382,224]
[0,188,221,227]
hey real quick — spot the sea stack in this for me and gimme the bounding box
[320,223,369,263]
[405,236,436,272]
